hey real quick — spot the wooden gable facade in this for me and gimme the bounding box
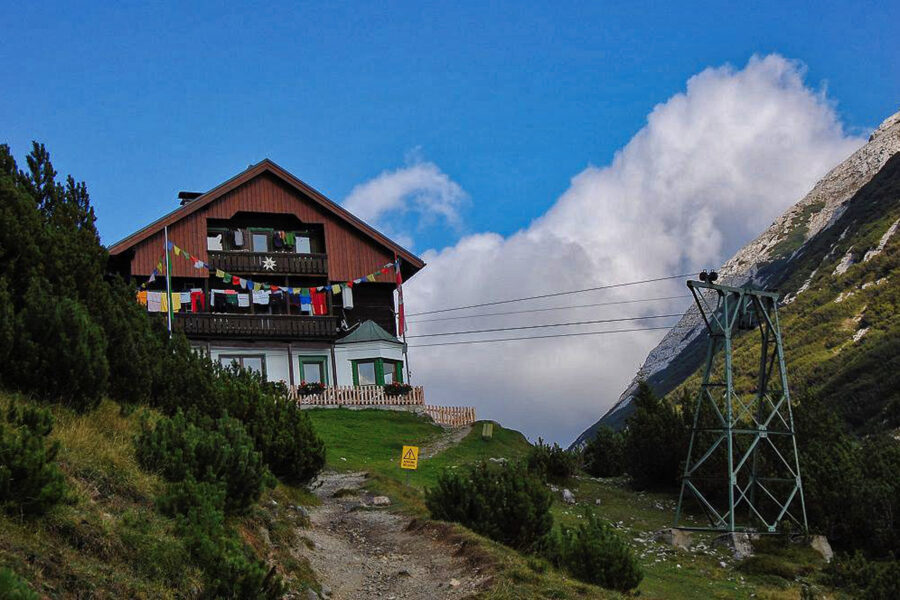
[109,159,424,282]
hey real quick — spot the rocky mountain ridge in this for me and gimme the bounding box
[573,109,900,446]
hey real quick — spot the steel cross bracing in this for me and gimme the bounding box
[674,280,808,534]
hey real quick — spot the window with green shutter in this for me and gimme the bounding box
[351,358,403,386]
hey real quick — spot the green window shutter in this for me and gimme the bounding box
[351,361,359,386]
[396,361,404,384]
[375,359,385,386]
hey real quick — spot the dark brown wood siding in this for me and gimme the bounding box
[343,283,397,336]
[129,174,397,281]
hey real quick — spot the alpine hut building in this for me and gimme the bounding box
[108,159,425,397]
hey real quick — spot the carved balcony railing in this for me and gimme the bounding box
[206,251,327,275]
[175,313,339,339]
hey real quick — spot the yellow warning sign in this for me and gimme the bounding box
[400,445,419,470]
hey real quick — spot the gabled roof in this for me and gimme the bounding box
[107,158,425,270]
[335,320,403,345]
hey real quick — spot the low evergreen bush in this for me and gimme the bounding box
[136,410,272,515]
[541,512,643,592]
[0,401,67,515]
[0,568,39,600]
[161,476,283,599]
[526,438,578,483]
[426,461,553,551]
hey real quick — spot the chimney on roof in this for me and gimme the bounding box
[178,191,203,206]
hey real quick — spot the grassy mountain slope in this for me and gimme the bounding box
[576,129,900,444]
[307,409,831,599]
[0,395,320,599]
[676,153,900,429]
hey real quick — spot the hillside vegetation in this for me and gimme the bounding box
[307,408,836,599]
[0,394,321,598]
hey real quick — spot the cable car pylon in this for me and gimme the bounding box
[674,273,808,534]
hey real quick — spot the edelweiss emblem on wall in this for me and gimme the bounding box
[262,256,276,271]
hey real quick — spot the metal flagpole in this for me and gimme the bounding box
[395,254,411,384]
[164,226,174,335]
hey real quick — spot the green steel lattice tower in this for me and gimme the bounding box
[674,280,808,533]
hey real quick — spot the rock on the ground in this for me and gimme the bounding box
[595,498,602,505]
[305,588,320,600]
[371,496,391,506]
[654,528,692,550]
[808,535,834,562]
[714,532,754,560]
[562,489,576,504]
[449,578,460,588]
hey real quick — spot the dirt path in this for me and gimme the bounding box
[296,470,489,599]
[420,425,473,459]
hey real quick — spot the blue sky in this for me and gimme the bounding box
[3,1,898,442]
[2,1,897,251]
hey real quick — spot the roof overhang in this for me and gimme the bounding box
[107,159,425,275]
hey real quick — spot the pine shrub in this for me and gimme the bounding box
[541,512,643,592]
[10,282,108,411]
[160,477,283,599]
[136,410,272,515]
[0,568,39,600]
[526,438,578,483]
[0,401,67,515]
[582,425,625,477]
[426,461,553,551]
[825,551,900,600]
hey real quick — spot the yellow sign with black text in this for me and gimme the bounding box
[400,445,419,470]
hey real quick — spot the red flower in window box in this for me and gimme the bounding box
[383,382,413,396]
[298,381,326,396]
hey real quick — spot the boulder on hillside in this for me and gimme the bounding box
[654,528,692,550]
[714,532,754,560]
[808,535,834,562]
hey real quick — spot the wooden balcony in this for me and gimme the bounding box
[207,251,328,276]
[175,313,340,339]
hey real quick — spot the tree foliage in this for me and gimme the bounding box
[526,438,578,483]
[623,382,687,490]
[582,425,625,478]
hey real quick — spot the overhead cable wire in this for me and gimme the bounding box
[408,324,693,348]
[407,294,692,325]
[406,313,685,339]
[406,272,695,317]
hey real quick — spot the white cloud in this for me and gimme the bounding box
[379,55,864,444]
[343,152,468,249]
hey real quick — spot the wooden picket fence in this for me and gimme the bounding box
[423,405,477,427]
[288,385,476,427]
[290,385,425,406]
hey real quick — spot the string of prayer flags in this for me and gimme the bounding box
[143,242,399,300]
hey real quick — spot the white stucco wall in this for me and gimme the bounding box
[333,341,405,386]
[199,342,403,387]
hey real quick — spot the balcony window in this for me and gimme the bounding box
[251,232,269,252]
[207,232,224,251]
[295,235,311,254]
